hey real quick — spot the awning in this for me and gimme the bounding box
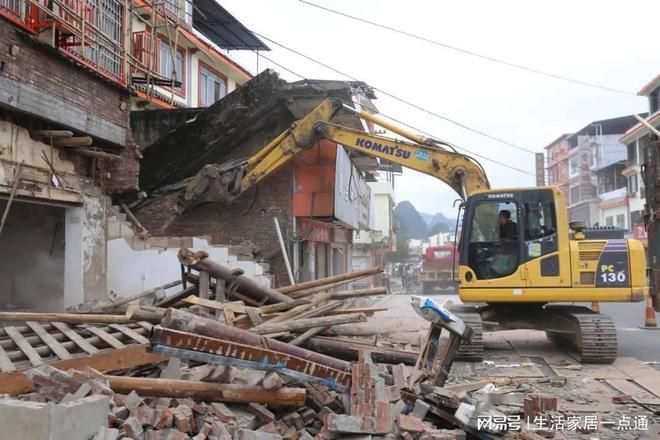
[192,0,269,50]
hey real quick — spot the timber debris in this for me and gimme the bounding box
[2,249,659,439]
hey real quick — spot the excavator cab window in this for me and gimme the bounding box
[522,191,558,261]
[467,200,520,279]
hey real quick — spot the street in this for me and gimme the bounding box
[373,280,660,363]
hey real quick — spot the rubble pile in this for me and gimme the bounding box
[1,250,659,439]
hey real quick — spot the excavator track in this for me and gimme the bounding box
[545,306,618,364]
[452,310,484,362]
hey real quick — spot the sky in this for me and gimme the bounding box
[219,0,659,217]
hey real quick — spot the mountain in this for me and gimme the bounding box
[421,211,456,234]
[394,201,429,240]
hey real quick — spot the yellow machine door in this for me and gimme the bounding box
[519,190,569,288]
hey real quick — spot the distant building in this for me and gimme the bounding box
[546,116,639,228]
[545,134,571,194]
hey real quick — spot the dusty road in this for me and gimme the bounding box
[369,285,660,363]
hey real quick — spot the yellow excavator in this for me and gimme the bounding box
[180,98,648,364]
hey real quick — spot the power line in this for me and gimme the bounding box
[299,0,637,96]
[252,31,538,156]
[249,49,536,177]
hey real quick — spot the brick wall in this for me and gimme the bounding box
[0,20,139,193]
[136,166,294,286]
[0,21,128,130]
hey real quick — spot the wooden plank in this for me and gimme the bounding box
[199,271,210,300]
[108,324,149,344]
[26,321,71,360]
[84,327,126,349]
[605,379,660,405]
[0,345,166,396]
[51,322,99,355]
[5,326,43,366]
[182,296,245,313]
[633,377,660,401]
[0,344,15,372]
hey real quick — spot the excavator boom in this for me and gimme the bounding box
[179,98,489,212]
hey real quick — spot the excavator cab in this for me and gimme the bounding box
[458,188,566,301]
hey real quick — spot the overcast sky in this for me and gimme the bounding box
[220,0,659,217]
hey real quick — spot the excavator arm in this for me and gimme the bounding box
[178,98,490,212]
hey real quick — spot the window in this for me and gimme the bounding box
[432,250,452,259]
[569,157,579,176]
[616,214,625,229]
[199,64,227,106]
[606,216,614,226]
[627,143,637,164]
[524,199,556,242]
[467,201,519,280]
[569,185,580,205]
[628,175,638,195]
[159,42,184,93]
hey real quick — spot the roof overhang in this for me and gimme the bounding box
[619,112,660,145]
[192,0,269,51]
[638,74,660,96]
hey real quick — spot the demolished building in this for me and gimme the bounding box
[128,70,394,288]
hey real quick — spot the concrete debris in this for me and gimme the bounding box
[2,252,658,439]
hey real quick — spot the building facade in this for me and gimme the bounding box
[621,74,660,244]
[0,0,264,308]
[545,116,639,229]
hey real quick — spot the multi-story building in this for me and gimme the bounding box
[128,0,261,110]
[0,0,264,308]
[546,116,639,228]
[544,134,571,194]
[352,178,397,288]
[621,74,660,243]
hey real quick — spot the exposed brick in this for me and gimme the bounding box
[612,394,633,403]
[246,403,276,424]
[124,391,144,411]
[135,166,295,287]
[122,416,144,439]
[397,414,425,433]
[144,429,187,440]
[261,372,284,390]
[172,404,195,433]
[235,429,282,440]
[411,399,430,420]
[210,403,236,423]
[131,406,159,427]
[209,420,232,440]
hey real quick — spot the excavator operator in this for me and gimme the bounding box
[498,210,518,241]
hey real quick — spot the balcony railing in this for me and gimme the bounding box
[1,0,126,85]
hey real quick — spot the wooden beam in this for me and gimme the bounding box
[52,136,93,147]
[0,312,133,325]
[70,148,122,161]
[26,322,71,360]
[105,375,306,406]
[252,313,367,336]
[0,345,166,395]
[277,267,382,295]
[31,130,74,138]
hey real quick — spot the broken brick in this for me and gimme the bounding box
[123,391,144,411]
[411,399,430,420]
[210,402,236,423]
[131,406,159,427]
[144,429,187,440]
[261,372,284,390]
[122,416,144,439]
[234,429,282,440]
[172,405,195,433]
[397,414,425,433]
[246,403,276,424]
[209,420,232,440]
[612,394,633,404]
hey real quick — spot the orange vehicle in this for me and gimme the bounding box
[419,245,458,294]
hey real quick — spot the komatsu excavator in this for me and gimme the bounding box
[180,98,649,364]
